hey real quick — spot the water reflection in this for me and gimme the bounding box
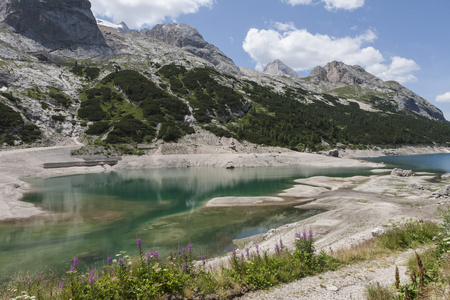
[0,166,371,278]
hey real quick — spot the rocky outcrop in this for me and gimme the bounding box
[391,168,414,177]
[145,23,241,75]
[0,0,111,56]
[309,61,445,120]
[310,61,382,85]
[263,59,301,79]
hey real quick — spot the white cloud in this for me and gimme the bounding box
[435,92,450,103]
[283,0,314,5]
[90,0,214,28]
[242,25,420,84]
[282,0,365,10]
[366,57,420,84]
[323,0,365,11]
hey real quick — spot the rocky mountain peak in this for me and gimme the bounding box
[145,23,241,75]
[1,0,111,56]
[263,59,301,79]
[310,61,382,85]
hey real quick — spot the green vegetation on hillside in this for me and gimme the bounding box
[0,101,40,145]
[78,70,193,143]
[233,82,450,150]
[75,66,450,149]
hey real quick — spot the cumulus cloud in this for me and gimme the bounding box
[90,0,214,28]
[282,0,365,10]
[242,24,420,83]
[366,57,420,84]
[435,92,450,103]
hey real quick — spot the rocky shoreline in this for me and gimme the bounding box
[0,143,448,240]
[1,143,450,298]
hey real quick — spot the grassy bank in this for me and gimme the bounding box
[1,213,449,300]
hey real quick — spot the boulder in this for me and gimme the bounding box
[371,227,385,237]
[328,149,339,157]
[391,168,414,177]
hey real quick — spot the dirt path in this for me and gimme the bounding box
[238,248,418,300]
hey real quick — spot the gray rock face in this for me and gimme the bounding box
[263,59,301,79]
[309,61,445,120]
[1,0,111,55]
[310,61,382,85]
[145,23,241,75]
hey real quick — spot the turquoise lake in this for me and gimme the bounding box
[1,152,448,279]
[0,166,373,278]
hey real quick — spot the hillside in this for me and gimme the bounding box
[0,0,449,151]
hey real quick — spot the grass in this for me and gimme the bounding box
[1,216,448,299]
[365,209,450,300]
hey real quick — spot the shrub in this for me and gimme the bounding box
[85,121,110,135]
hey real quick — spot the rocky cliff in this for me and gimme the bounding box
[145,23,241,75]
[263,59,301,79]
[0,1,448,149]
[309,61,445,120]
[0,0,111,56]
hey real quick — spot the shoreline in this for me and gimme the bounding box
[0,143,449,254]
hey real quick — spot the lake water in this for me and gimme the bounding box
[364,153,450,173]
[2,152,449,279]
[0,166,372,278]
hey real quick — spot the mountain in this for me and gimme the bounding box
[144,23,241,75]
[0,0,111,57]
[309,61,444,120]
[263,59,301,79]
[0,0,449,150]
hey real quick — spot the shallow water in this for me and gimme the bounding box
[1,166,374,278]
[364,153,450,173]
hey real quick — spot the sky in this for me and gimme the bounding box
[90,0,450,120]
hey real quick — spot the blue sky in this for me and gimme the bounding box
[90,0,450,120]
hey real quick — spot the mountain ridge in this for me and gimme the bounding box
[0,0,448,150]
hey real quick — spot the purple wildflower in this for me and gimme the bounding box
[182,263,187,272]
[295,232,301,239]
[232,249,236,257]
[280,238,284,249]
[303,231,307,240]
[188,243,193,252]
[89,269,95,283]
[275,244,280,254]
[154,250,158,260]
[309,229,313,239]
[59,283,64,290]
[201,254,206,265]
[255,244,259,250]
[69,266,74,275]
[107,256,112,265]
[118,258,123,266]
[136,238,142,248]
[73,257,78,267]
[241,253,245,263]
[246,247,250,258]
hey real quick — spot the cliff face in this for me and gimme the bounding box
[0,0,110,55]
[145,23,241,75]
